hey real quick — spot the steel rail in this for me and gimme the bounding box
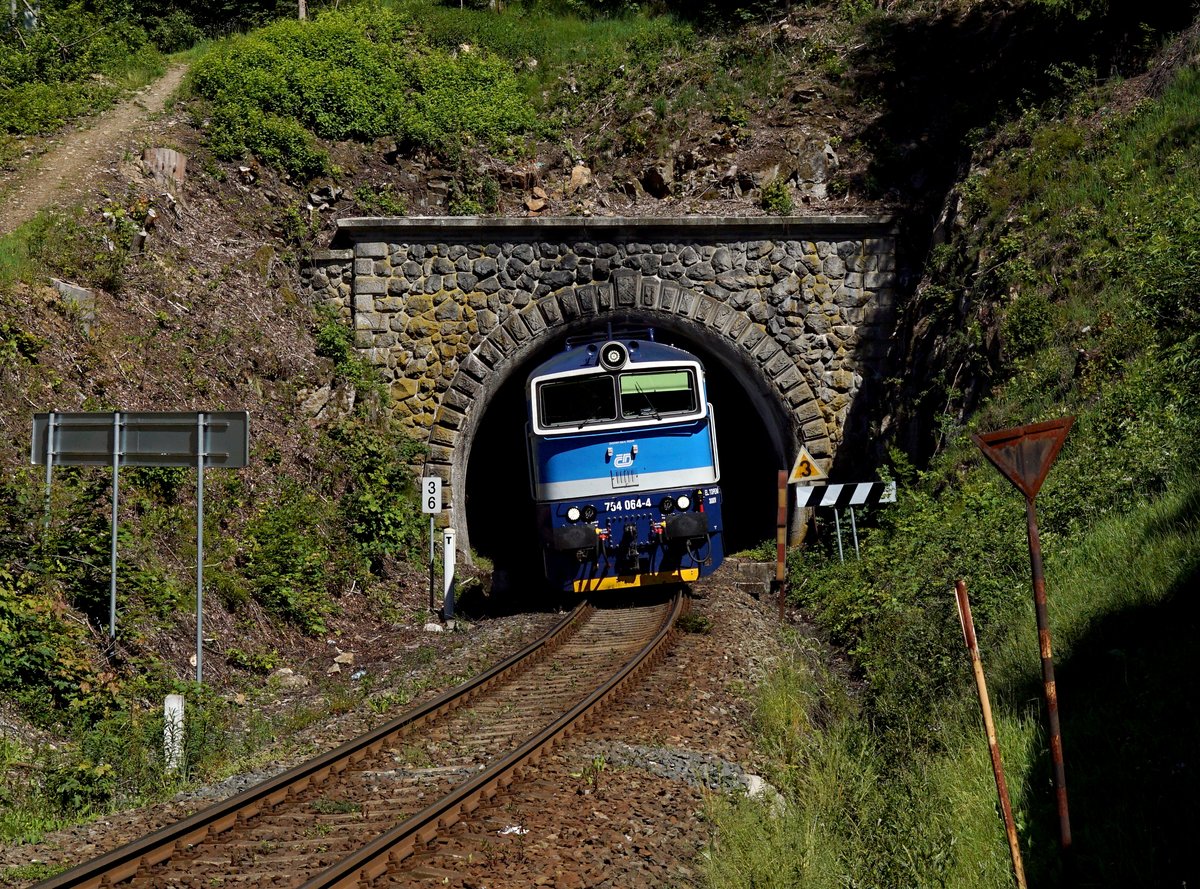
[34,603,591,889]
[300,591,686,889]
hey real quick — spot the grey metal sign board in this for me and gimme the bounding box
[31,411,249,468]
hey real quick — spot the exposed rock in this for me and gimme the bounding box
[639,161,674,199]
[300,384,333,417]
[565,163,592,195]
[50,278,96,335]
[270,668,310,690]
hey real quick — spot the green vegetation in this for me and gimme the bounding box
[759,177,793,215]
[182,0,803,181]
[0,199,154,294]
[0,306,425,832]
[705,48,1200,889]
[0,4,164,137]
[676,612,713,634]
[190,7,540,177]
[2,0,1196,874]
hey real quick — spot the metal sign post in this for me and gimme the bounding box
[421,476,443,616]
[32,411,248,680]
[195,413,206,683]
[109,412,122,639]
[43,410,57,528]
[972,416,1075,854]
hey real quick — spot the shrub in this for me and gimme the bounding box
[760,177,794,215]
[225,646,281,674]
[149,10,206,52]
[0,567,112,725]
[190,8,540,176]
[0,6,162,135]
[324,418,426,568]
[1001,291,1055,359]
[205,103,329,180]
[243,480,361,634]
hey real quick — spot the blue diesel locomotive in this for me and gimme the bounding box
[526,328,723,593]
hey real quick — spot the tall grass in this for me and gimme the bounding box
[0,227,37,290]
[707,486,1200,888]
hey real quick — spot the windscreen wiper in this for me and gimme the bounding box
[634,383,661,420]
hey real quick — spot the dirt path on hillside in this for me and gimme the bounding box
[0,64,189,235]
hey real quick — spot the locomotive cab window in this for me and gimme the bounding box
[619,370,697,418]
[538,375,617,427]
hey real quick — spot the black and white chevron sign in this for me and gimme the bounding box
[794,481,897,509]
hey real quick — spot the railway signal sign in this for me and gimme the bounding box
[972,416,1076,854]
[31,410,249,683]
[971,417,1074,499]
[792,480,897,564]
[788,445,827,484]
[421,476,445,616]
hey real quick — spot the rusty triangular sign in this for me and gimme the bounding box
[971,417,1075,499]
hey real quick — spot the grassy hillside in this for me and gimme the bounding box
[707,25,1200,889]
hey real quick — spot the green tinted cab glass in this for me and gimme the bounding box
[619,370,697,417]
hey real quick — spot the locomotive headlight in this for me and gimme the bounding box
[659,496,676,514]
[598,340,629,370]
[582,505,597,522]
[676,494,692,511]
[566,506,582,522]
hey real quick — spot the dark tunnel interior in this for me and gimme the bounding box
[463,325,783,599]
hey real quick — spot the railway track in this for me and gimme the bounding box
[35,593,686,889]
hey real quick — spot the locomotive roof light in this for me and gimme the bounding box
[599,341,629,370]
[676,494,692,511]
[566,506,582,522]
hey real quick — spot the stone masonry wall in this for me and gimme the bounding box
[301,217,896,510]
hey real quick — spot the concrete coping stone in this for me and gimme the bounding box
[334,215,898,244]
[310,248,355,261]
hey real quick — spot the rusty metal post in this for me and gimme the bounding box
[955,580,1028,889]
[776,470,787,620]
[972,417,1075,856]
[1026,495,1072,851]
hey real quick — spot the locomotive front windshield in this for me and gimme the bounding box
[537,367,699,428]
[539,375,618,426]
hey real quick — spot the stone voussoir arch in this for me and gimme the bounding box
[433,274,829,544]
[301,216,899,547]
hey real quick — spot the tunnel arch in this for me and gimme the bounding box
[435,278,824,564]
[305,215,900,576]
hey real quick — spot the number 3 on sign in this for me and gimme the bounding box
[788,445,828,484]
[421,477,442,514]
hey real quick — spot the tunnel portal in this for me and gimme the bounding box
[302,216,897,565]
